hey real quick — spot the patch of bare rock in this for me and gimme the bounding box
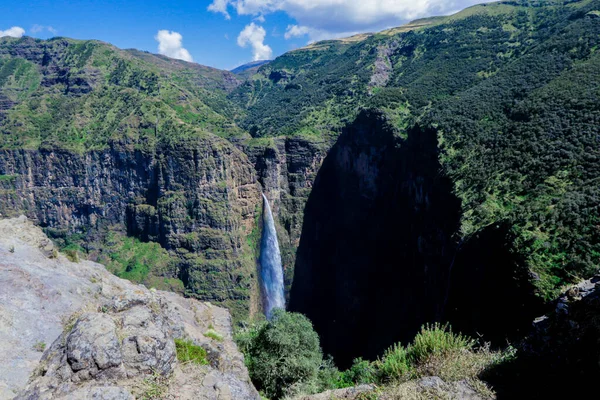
[0,216,259,400]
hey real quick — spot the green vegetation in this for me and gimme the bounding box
[174,338,208,365]
[228,0,600,300]
[236,312,509,399]
[32,341,46,352]
[0,0,598,325]
[203,329,224,342]
[62,247,81,263]
[236,310,322,399]
[0,36,246,152]
[96,231,182,292]
[139,369,169,400]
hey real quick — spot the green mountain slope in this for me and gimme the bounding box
[236,0,600,299]
[0,36,246,152]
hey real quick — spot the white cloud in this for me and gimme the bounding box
[0,26,25,38]
[31,25,57,35]
[155,30,194,62]
[285,24,360,43]
[284,24,311,40]
[209,0,495,41]
[208,0,231,20]
[237,23,273,61]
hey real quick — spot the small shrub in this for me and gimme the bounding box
[378,343,414,382]
[9,245,15,253]
[204,329,224,342]
[174,339,208,365]
[63,249,80,263]
[407,323,475,364]
[32,341,46,352]
[243,309,323,399]
[316,356,348,390]
[342,357,377,385]
[140,369,169,400]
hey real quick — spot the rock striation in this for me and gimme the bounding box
[0,216,259,400]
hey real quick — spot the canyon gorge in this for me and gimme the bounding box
[2,0,600,397]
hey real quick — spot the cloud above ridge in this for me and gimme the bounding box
[31,25,57,35]
[209,0,494,41]
[237,23,273,61]
[155,30,194,62]
[0,26,25,38]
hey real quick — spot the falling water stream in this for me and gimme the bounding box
[259,193,286,319]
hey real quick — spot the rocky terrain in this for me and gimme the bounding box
[292,379,489,400]
[0,216,259,400]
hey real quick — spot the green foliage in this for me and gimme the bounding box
[174,339,208,365]
[96,231,182,292]
[203,329,224,342]
[237,312,514,397]
[140,369,169,400]
[0,36,245,152]
[372,323,510,386]
[407,323,475,364]
[339,357,378,387]
[378,343,414,381]
[237,310,323,399]
[62,247,81,263]
[32,341,46,352]
[0,174,17,181]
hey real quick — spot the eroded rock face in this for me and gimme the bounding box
[0,217,259,400]
[492,274,600,398]
[0,137,262,317]
[242,136,329,294]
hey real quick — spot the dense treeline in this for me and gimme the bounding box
[430,5,600,297]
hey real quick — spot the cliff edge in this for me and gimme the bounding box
[0,216,259,400]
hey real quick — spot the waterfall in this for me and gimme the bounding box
[259,193,286,319]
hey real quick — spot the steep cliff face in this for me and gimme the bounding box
[242,136,329,294]
[289,111,461,366]
[0,137,262,318]
[289,111,540,367]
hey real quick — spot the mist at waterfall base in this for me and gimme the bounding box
[259,194,286,319]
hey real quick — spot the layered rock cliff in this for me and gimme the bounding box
[0,216,259,400]
[0,139,262,318]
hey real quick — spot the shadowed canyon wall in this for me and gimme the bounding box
[289,111,542,366]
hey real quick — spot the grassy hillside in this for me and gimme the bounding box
[0,36,246,152]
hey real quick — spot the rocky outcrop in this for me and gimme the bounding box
[488,274,600,398]
[0,137,262,318]
[0,216,259,400]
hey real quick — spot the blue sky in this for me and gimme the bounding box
[0,0,494,71]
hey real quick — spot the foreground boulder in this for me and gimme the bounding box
[0,216,259,400]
